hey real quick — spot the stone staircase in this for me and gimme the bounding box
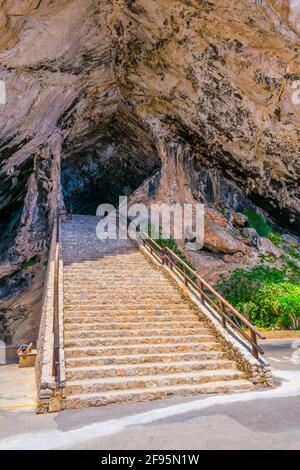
[61,215,254,409]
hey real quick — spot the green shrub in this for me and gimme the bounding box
[268,231,282,247]
[216,265,300,330]
[244,209,272,237]
[21,256,40,270]
[279,284,300,329]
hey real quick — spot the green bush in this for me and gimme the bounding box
[216,265,300,330]
[279,285,300,329]
[21,256,40,270]
[268,231,282,247]
[244,209,272,237]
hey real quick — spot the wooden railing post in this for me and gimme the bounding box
[251,330,259,359]
[163,247,168,266]
[199,280,205,304]
[184,267,189,286]
[220,302,227,329]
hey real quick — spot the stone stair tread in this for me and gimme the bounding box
[65,341,221,352]
[64,322,205,328]
[64,316,199,322]
[66,359,235,373]
[65,350,227,366]
[64,328,210,338]
[64,308,197,312]
[64,334,215,344]
[66,380,253,406]
[64,321,203,327]
[66,369,245,387]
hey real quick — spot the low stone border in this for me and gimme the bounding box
[35,219,66,414]
[140,245,273,389]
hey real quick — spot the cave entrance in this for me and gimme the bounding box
[61,117,160,215]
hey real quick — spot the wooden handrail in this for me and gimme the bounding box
[164,247,265,339]
[52,209,62,384]
[141,232,265,359]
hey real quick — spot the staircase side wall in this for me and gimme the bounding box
[140,246,273,389]
[35,220,65,414]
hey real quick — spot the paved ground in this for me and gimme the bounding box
[0,365,36,411]
[0,339,300,450]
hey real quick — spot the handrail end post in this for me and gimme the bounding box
[251,330,259,360]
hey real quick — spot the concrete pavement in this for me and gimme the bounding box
[0,365,36,411]
[0,339,299,450]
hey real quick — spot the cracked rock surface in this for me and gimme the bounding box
[0,0,299,342]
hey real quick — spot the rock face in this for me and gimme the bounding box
[0,0,299,341]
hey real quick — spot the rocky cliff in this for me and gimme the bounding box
[0,0,299,342]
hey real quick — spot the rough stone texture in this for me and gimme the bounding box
[0,0,300,339]
[259,236,285,257]
[36,214,260,412]
[141,245,272,389]
[35,219,65,414]
[204,219,248,255]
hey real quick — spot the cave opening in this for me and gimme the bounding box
[61,114,161,215]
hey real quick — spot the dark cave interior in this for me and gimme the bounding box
[61,115,160,215]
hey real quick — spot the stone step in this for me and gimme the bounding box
[64,264,160,267]
[64,260,150,265]
[64,320,205,329]
[65,369,247,395]
[64,315,198,323]
[64,267,161,271]
[64,326,210,339]
[64,284,178,290]
[64,313,198,321]
[64,278,168,284]
[64,334,216,348]
[65,350,228,368]
[66,380,253,409]
[63,306,195,313]
[64,299,190,307]
[64,269,156,274]
[66,359,237,381]
[64,280,171,285]
[64,296,186,303]
[65,271,154,275]
[64,341,223,358]
[64,319,202,328]
[63,282,172,288]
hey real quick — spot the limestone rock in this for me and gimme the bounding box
[232,213,248,228]
[259,237,284,258]
[204,219,248,255]
[0,0,299,340]
[242,228,261,248]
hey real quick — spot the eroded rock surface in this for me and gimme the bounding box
[0,0,299,341]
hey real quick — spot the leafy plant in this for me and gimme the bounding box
[279,284,300,329]
[21,256,40,270]
[268,231,282,247]
[244,209,272,237]
[216,265,300,330]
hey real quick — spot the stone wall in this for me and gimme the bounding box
[140,245,273,389]
[35,219,66,414]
